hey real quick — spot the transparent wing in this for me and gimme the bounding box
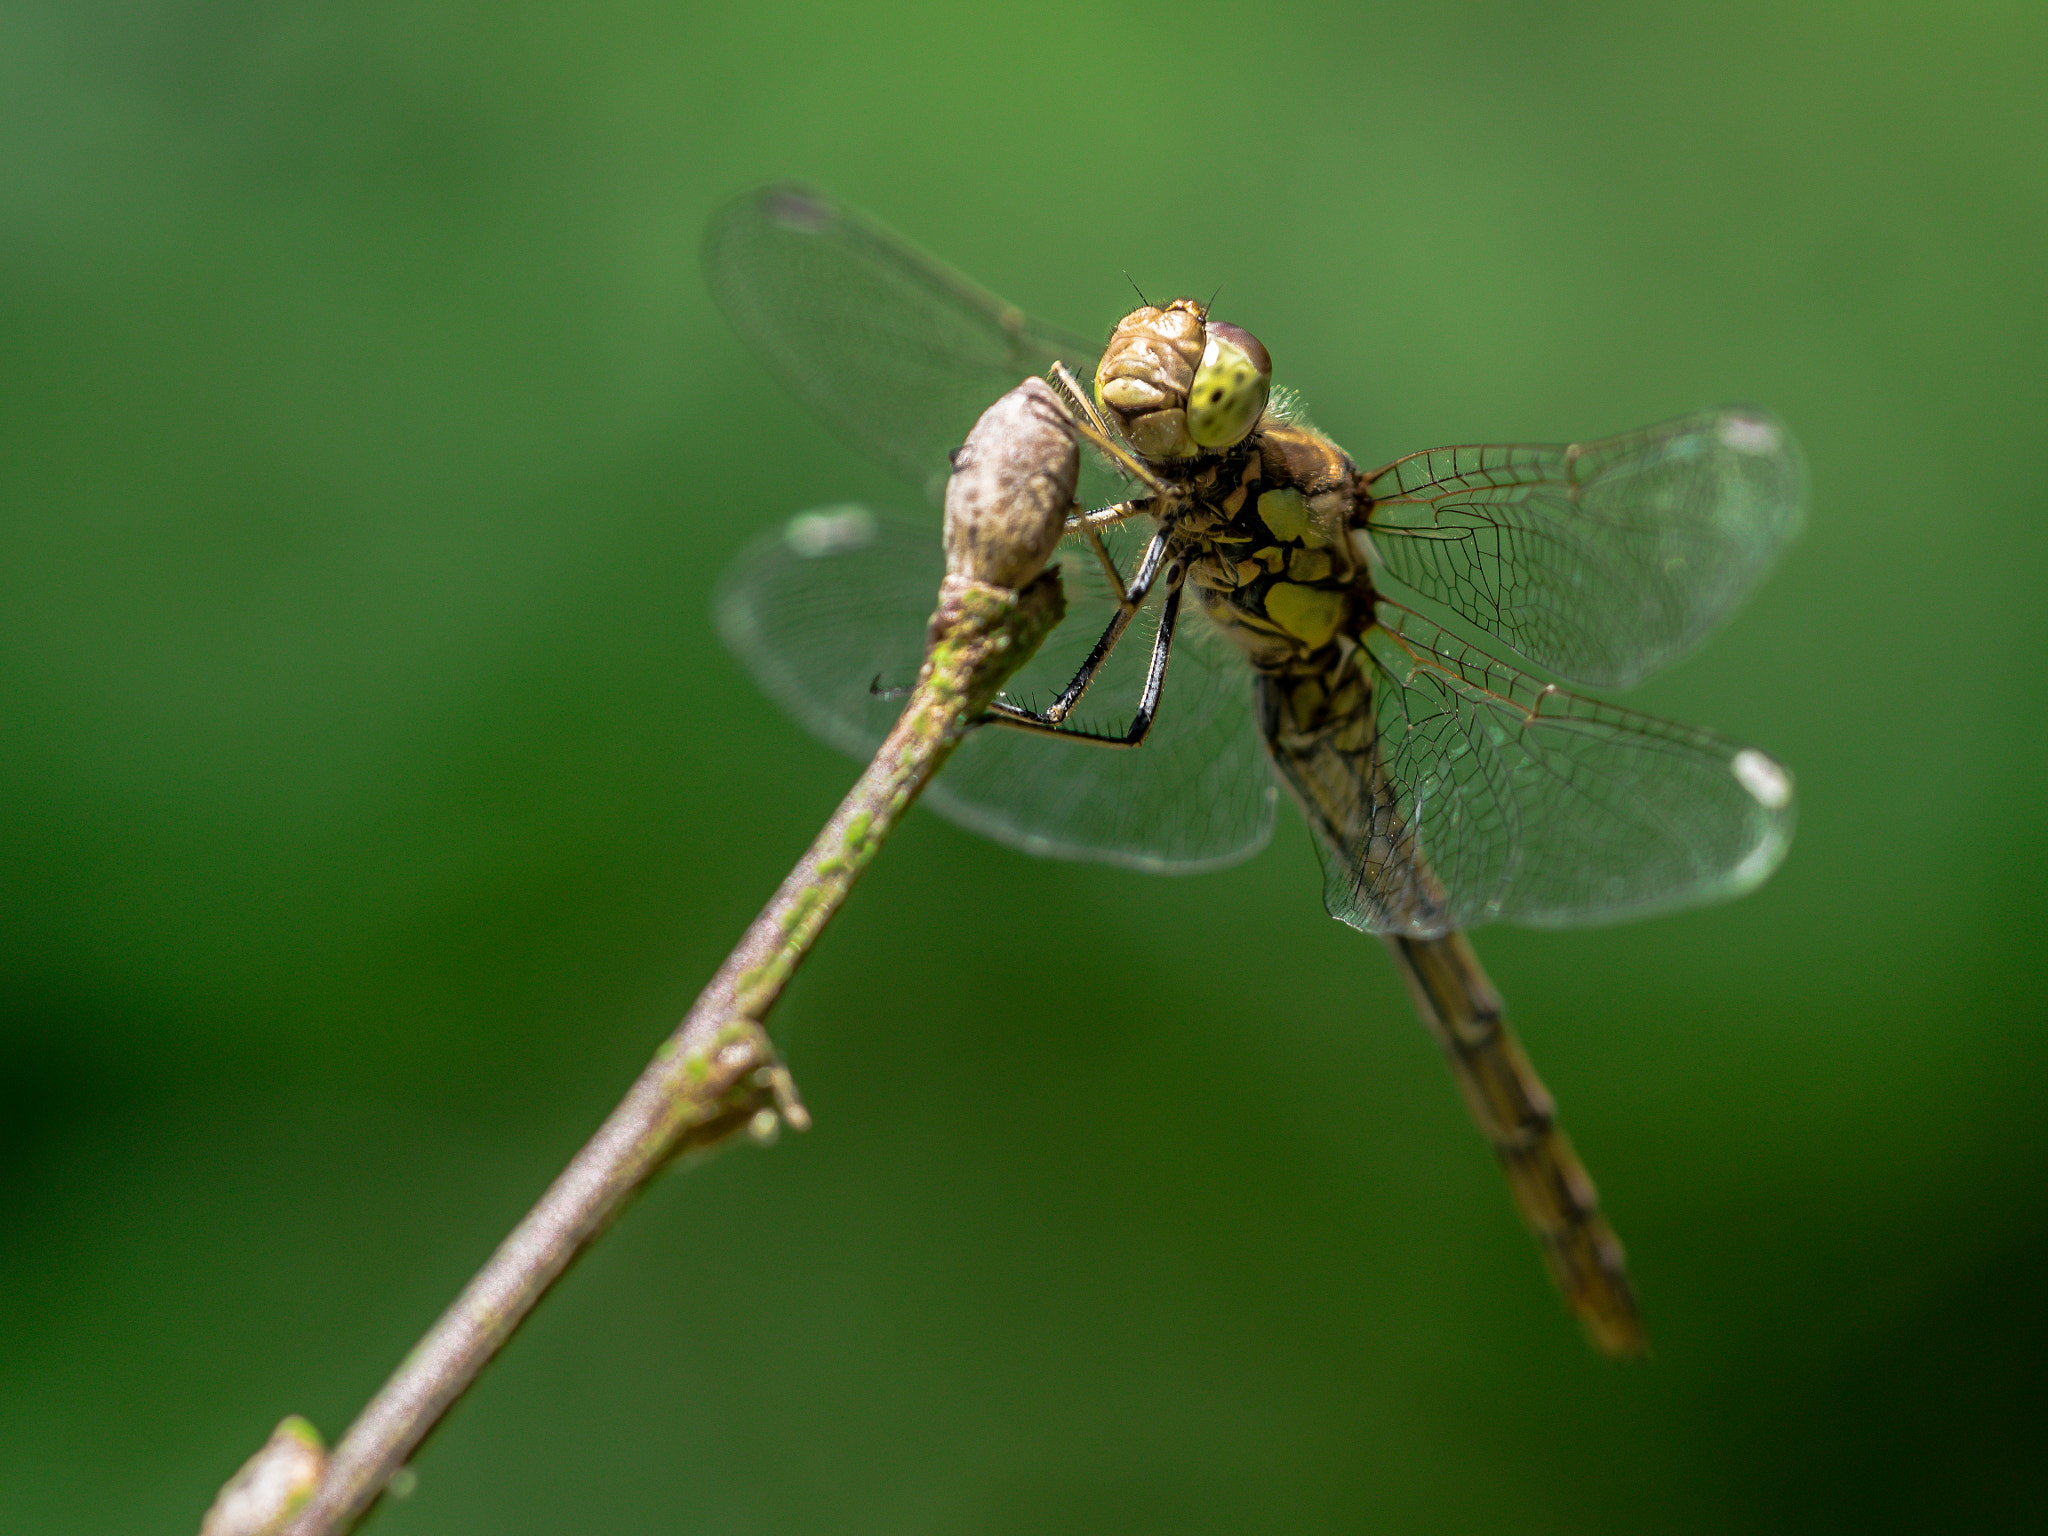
[1362,407,1806,689]
[713,507,1276,873]
[1270,601,1794,938]
[704,184,1127,508]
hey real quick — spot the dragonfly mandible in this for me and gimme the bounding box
[705,186,1804,1354]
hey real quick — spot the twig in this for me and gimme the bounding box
[222,380,1080,1536]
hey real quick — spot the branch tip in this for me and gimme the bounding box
[202,1417,328,1536]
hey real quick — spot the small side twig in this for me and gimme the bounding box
[240,379,1080,1536]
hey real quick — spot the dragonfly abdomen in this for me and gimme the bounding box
[1383,932,1646,1357]
[1255,645,1456,938]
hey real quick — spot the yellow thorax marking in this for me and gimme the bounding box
[1287,547,1333,583]
[1264,583,1345,649]
[1255,487,1330,549]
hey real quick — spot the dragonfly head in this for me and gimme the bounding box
[1094,299,1271,462]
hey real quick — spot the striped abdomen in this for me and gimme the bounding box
[1258,656,1645,1355]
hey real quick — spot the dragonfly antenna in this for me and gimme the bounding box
[1123,271,1151,308]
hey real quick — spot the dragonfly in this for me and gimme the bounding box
[705,185,1804,1355]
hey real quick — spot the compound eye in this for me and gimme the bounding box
[1185,322,1272,449]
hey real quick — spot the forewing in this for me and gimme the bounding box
[713,505,935,760]
[1363,407,1805,688]
[705,185,1123,507]
[1280,603,1794,937]
[714,509,1275,873]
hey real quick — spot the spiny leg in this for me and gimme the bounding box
[868,503,1154,710]
[1080,522,1128,598]
[1065,500,1150,538]
[1045,360,1116,440]
[983,568,1185,748]
[1040,524,1175,726]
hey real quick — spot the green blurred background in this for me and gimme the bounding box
[5,1,2044,1530]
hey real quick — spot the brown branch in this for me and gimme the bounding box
[205,379,1080,1536]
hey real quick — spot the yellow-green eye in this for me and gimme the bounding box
[1185,322,1271,449]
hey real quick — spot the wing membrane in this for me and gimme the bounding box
[1363,407,1805,688]
[714,508,1275,873]
[1267,601,1794,937]
[705,185,1125,507]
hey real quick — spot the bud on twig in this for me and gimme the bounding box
[942,377,1079,590]
[202,1417,327,1536]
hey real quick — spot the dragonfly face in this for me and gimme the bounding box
[1093,299,1273,459]
[705,185,1808,1352]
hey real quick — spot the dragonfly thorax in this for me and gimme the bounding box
[1094,299,1272,461]
[1178,422,1367,671]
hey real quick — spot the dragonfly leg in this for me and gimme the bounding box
[889,517,1159,719]
[983,571,1184,748]
[1063,500,1150,537]
[1046,360,1114,439]
[1042,524,1173,724]
[1081,523,1128,601]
